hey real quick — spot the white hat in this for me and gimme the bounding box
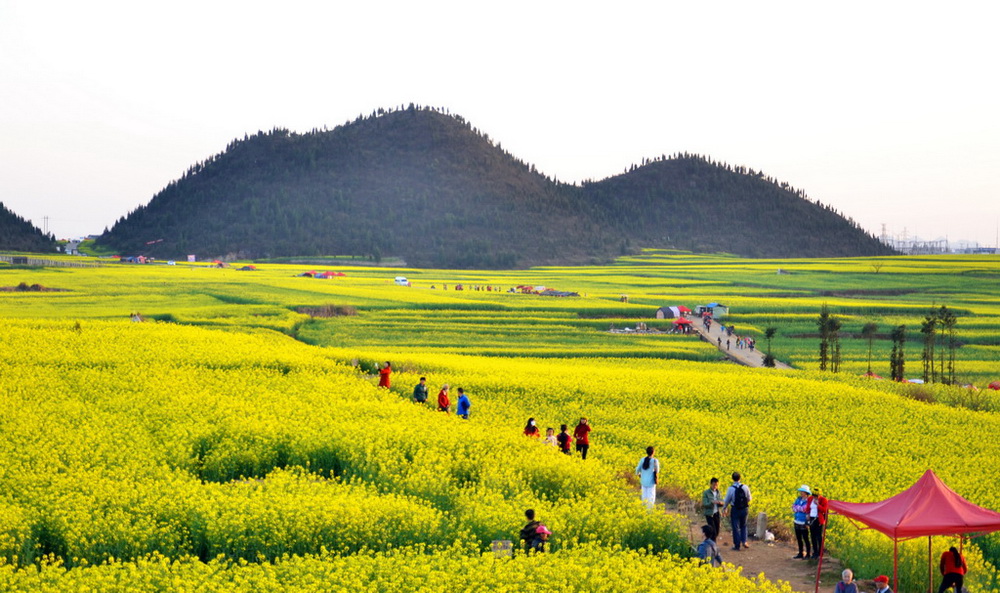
[798,485,812,494]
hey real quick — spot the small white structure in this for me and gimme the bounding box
[394,276,409,286]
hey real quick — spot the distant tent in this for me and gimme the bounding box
[655,306,683,319]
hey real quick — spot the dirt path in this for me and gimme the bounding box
[671,502,843,592]
[689,315,794,370]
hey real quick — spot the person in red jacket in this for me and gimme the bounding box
[437,384,450,413]
[808,487,829,558]
[378,361,392,388]
[523,418,540,437]
[938,546,967,593]
[573,417,592,460]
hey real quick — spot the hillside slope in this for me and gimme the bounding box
[0,201,55,253]
[97,107,894,267]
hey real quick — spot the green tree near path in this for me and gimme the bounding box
[861,322,879,375]
[763,326,778,368]
[890,324,907,381]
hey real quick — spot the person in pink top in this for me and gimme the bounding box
[573,417,592,459]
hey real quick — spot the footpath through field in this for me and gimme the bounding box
[689,315,794,370]
[672,501,845,593]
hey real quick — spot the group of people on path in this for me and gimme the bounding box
[524,417,591,459]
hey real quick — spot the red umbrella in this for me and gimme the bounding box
[989,381,1000,391]
[677,306,692,313]
[672,317,693,325]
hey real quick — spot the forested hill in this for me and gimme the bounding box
[96,106,895,267]
[0,202,55,253]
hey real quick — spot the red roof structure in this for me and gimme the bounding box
[818,470,1000,592]
[828,469,1000,538]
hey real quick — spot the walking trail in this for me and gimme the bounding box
[670,500,847,593]
[689,315,794,370]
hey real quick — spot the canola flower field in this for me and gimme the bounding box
[0,250,998,592]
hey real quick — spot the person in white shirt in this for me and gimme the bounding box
[635,446,659,509]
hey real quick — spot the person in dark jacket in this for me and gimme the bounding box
[519,509,543,553]
[412,377,429,403]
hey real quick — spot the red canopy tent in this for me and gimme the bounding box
[672,317,693,325]
[818,470,1000,593]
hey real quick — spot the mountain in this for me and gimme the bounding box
[96,106,895,267]
[0,202,56,253]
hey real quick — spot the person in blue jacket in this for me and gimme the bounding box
[792,485,812,558]
[456,387,471,419]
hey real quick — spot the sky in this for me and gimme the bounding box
[1,0,998,247]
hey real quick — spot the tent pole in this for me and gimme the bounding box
[894,539,899,593]
[814,526,827,593]
[928,536,933,593]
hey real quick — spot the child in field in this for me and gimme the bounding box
[697,524,723,566]
[556,425,572,454]
[543,427,557,446]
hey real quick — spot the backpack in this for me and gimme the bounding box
[732,484,749,509]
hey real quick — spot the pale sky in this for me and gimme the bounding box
[2,0,998,247]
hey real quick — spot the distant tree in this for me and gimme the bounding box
[861,322,879,375]
[763,326,778,368]
[890,324,907,381]
[920,309,938,383]
[938,305,957,384]
[817,305,832,371]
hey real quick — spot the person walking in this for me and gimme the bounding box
[635,446,659,509]
[696,524,723,567]
[378,361,392,388]
[702,477,723,542]
[573,418,591,460]
[723,471,752,551]
[937,546,967,593]
[556,424,572,454]
[524,418,540,438]
[808,487,829,558]
[412,377,429,404]
[456,388,471,419]
[436,384,450,413]
[792,485,812,558]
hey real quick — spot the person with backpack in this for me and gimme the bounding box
[696,524,723,567]
[635,446,659,509]
[519,509,550,553]
[723,471,752,551]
